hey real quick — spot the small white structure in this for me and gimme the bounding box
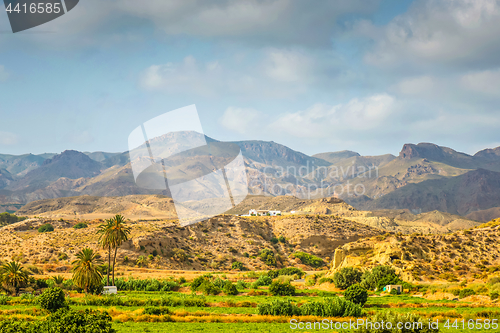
[248,209,281,216]
[383,285,402,294]
[102,286,117,295]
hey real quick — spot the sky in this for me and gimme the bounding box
[1,0,500,157]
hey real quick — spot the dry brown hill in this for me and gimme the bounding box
[328,218,500,283]
[0,214,383,272]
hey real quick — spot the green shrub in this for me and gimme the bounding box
[459,288,475,299]
[73,222,88,229]
[269,281,295,296]
[293,252,324,268]
[278,235,286,243]
[38,223,54,233]
[199,281,220,295]
[0,212,26,226]
[390,288,400,295]
[360,265,402,291]
[490,291,499,301]
[353,311,438,333]
[143,306,171,315]
[268,267,304,279]
[301,297,363,317]
[190,276,209,292]
[270,237,279,244]
[257,299,300,316]
[38,287,67,312]
[231,261,244,271]
[259,249,277,266]
[223,281,239,295]
[333,267,362,290]
[236,280,248,290]
[318,277,334,284]
[0,295,10,305]
[252,275,272,288]
[344,284,368,306]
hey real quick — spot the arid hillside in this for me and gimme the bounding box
[0,214,383,272]
[328,219,500,283]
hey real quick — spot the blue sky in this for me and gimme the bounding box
[1,0,500,157]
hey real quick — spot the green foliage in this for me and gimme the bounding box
[38,223,54,233]
[231,261,244,271]
[360,265,402,291]
[114,277,179,292]
[143,307,171,315]
[236,280,248,290]
[0,212,26,226]
[267,267,304,279]
[318,277,334,284]
[190,276,208,292]
[353,311,438,333]
[269,281,296,296]
[293,251,324,268]
[270,237,279,244]
[259,248,277,266]
[333,267,362,290]
[278,235,286,243]
[0,295,11,305]
[0,261,29,294]
[301,297,363,317]
[251,275,272,288]
[199,280,220,295]
[73,222,88,229]
[38,287,67,312]
[344,284,368,306]
[390,288,400,295]
[257,299,301,316]
[223,281,239,295]
[490,291,499,300]
[71,248,103,294]
[459,288,475,299]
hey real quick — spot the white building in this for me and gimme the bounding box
[248,209,281,216]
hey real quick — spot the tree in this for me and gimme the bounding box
[107,214,131,286]
[333,267,362,290]
[360,265,401,291]
[344,284,368,306]
[0,261,29,295]
[71,248,103,293]
[38,287,67,312]
[97,219,113,286]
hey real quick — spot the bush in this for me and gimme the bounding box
[199,281,220,295]
[0,212,26,226]
[270,237,279,244]
[259,249,277,266]
[38,287,67,312]
[269,281,295,296]
[268,267,304,279]
[258,299,300,316]
[333,267,362,290]
[73,222,88,229]
[190,276,208,292]
[223,281,239,295]
[459,288,475,299]
[252,275,272,288]
[38,224,54,233]
[236,280,248,290]
[293,252,324,268]
[344,284,368,306]
[278,235,286,243]
[301,297,363,317]
[490,291,499,301]
[360,265,402,291]
[353,311,438,333]
[231,261,244,271]
[143,306,171,315]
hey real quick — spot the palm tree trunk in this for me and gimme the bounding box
[112,246,118,286]
[107,245,111,286]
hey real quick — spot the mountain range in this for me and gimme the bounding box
[1,137,499,221]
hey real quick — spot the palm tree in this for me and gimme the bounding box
[0,261,29,295]
[97,219,113,286]
[107,214,131,286]
[71,248,103,293]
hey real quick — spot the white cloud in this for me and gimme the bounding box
[220,107,264,134]
[271,94,396,139]
[139,56,223,96]
[0,131,19,145]
[264,49,315,83]
[460,69,500,96]
[394,76,436,96]
[0,66,8,82]
[364,0,500,69]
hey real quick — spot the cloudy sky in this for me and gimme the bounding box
[1,0,499,156]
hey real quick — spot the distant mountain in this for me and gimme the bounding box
[312,150,360,164]
[360,168,500,216]
[399,142,500,171]
[9,150,103,191]
[0,153,51,177]
[84,151,122,162]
